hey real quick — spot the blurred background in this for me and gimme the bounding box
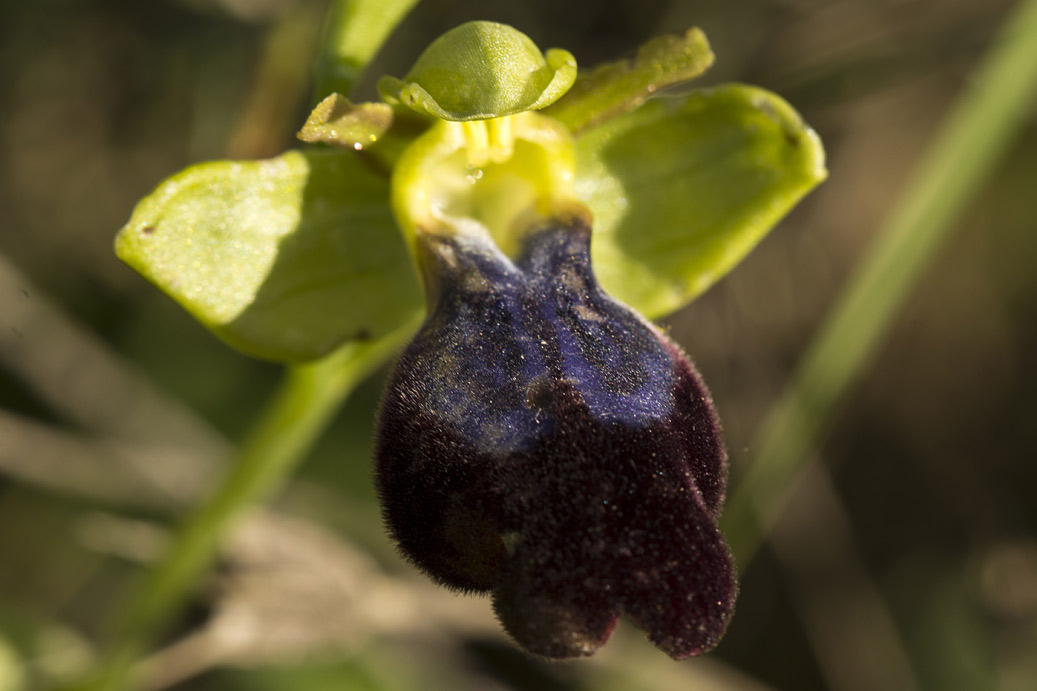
[1,0,1035,689]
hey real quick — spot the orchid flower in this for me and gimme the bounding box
[114,20,825,659]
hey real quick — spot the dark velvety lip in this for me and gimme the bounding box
[375,214,736,658]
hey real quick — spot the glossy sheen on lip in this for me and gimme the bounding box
[374,214,736,659]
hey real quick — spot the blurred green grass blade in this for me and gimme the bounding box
[724,0,1037,565]
[313,0,422,100]
[0,636,24,691]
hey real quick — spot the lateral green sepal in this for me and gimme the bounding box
[116,149,422,362]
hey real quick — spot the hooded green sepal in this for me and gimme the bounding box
[576,84,828,319]
[545,27,715,135]
[378,21,577,121]
[115,149,422,362]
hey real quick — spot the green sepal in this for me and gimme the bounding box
[576,84,827,319]
[545,27,715,135]
[115,149,422,362]
[378,21,577,121]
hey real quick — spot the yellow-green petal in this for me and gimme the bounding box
[545,27,715,135]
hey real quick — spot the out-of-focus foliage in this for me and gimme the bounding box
[1,0,1035,690]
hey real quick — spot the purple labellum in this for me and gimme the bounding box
[375,213,736,659]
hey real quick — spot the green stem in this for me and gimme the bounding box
[74,333,408,691]
[313,0,422,100]
[723,0,1037,565]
